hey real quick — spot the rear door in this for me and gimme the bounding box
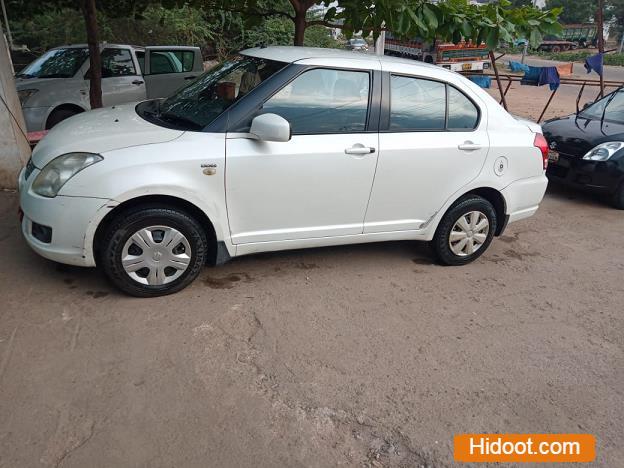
[97,48,146,106]
[143,47,202,99]
[364,73,489,232]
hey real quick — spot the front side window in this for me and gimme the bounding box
[261,68,370,134]
[17,48,88,79]
[389,75,479,131]
[145,55,285,130]
[101,49,136,77]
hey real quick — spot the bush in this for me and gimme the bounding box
[543,51,624,66]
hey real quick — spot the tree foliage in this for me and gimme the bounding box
[326,0,562,49]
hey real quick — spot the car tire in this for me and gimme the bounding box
[46,108,80,129]
[101,206,208,297]
[431,195,497,266]
[611,182,624,210]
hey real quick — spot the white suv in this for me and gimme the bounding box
[18,47,549,297]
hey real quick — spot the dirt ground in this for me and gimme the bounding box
[1,83,623,467]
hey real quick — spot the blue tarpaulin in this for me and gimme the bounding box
[508,61,529,73]
[468,75,491,88]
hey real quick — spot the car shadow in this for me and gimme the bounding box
[545,182,612,208]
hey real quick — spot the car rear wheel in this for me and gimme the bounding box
[431,196,497,266]
[101,207,208,297]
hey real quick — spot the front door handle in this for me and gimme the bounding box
[184,75,198,80]
[345,144,376,155]
[132,80,144,85]
[458,141,482,151]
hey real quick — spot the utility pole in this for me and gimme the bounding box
[0,0,13,50]
[521,0,538,64]
[597,0,605,98]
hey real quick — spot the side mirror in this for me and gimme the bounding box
[249,113,291,142]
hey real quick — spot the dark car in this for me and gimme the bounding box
[542,88,624,209]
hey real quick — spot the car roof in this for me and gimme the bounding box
[53,43,144,51]
[241,46,442,72]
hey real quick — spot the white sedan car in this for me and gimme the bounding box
[19,47,548,297]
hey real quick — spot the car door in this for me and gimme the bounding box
[364,73,489,233]
[143,47,201,99]
[94,48,146,106]
[225,67,379,244]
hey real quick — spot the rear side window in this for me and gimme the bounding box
[447,86,479,129]
[389,74,479,131]
[390,76,445,130]
[261,68,370,134]
[149,50,195,74]
[135,51,145,74]
[101,49,136,77]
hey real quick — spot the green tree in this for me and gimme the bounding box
[545,0,597,24]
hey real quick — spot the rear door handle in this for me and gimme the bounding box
[345,144,375,155]
[458,141,482,151]
[184,75,197,80]
[132,80,144,85]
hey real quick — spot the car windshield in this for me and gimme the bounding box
[152,55,286,130]
[580,89,624,122]
[17,48,88,79]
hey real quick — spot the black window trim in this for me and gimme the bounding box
[380,71,481,133]
[216,63,382,136]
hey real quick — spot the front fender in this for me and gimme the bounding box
[58,132,231,253]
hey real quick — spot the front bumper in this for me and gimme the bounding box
[22,107,51,133]
[18,167,116,267]
[546,153,622,193]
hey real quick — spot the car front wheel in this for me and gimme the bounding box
[612,182,624,210]
[101,207,208,297]
[431,195,497,266]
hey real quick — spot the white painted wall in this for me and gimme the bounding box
[0,26,29,189]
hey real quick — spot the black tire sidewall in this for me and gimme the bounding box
[432,196,497,266]
[46,109,78,129]
[612,182,624,210]
[102,208,207,297]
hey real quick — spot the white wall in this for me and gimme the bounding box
[0,26,30,189]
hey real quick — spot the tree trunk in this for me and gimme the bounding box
[596,0,605,98]
[293,12,306,46]
[82,0,102,109]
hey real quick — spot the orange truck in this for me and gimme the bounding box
[384,35,491,73]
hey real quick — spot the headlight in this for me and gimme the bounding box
[18,89,38,106]
[582,141,624,161]
[31,152,103,197]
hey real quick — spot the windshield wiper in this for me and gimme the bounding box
[158,111,202,130]
[15,72,34,79]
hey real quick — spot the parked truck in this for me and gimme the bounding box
[531,24,598,52]
[384,34,491,73]
[16,43,203,132]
